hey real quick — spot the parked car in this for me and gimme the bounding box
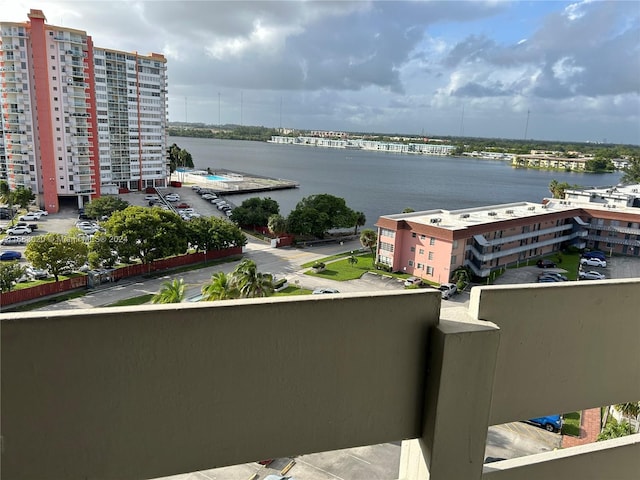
[581,250,606,261]
[31,209,48,216]
[6,226,31,235]
[528,414,563,432]
[538,272,568,281]
[26,265,49,280]
[312,288,340,294]
[19,213,40,221]
[536,259,557,268]
[438,283,457,299]
[144,194,159,201]
[404,276,423,287]
[165,194,180,201]
[579,270,606,280]
[15,221,38,231]
[580,257,607,268]
[0,250,22,261]
[538,276,562,283]
[1,236,27,246]
[191,185,201,192]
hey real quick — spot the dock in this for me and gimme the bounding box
[174,169,299,196]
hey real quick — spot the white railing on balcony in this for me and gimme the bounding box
[1,281,639,480]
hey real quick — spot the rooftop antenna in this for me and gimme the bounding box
[524,109,530,140]
[279,96,282,131]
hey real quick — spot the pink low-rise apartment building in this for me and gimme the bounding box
[375,184,640,282]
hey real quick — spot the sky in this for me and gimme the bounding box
[3,0,640,144]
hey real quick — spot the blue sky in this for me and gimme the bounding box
[4,1,639,144]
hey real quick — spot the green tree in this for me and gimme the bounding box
[201,271,240,301]
[11,186,35,209]
[231,259,274,298]
[83,196,129,219]
[620,156,640,185]
[353,211,366,235]
[24,233,88,282]
[347,255,358,266]
[597,418,634,441]
[548,180,575,199]
[286,194,356,238]
[152,278,186,304]
[360,229,378,257]
[267,214,287,236]
[186,216,247,252]
[168,143,194,180]
[231,197,280,227]
[105,206,188,264]
[402,207,415,213]
[0,180,10,204]
[0,262,26,292]
[615,402,640,419]
[585,158,614,173]
[88,232,120,268]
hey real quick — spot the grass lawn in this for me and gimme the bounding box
[272,286,313,296]
[105,294,154,307]
[562,411,581,437]
[306,254,375,281]
[301,250,368,269]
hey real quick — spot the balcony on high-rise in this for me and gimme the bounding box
[2,281,639,480]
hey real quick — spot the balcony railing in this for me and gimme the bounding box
[1,282,639,480]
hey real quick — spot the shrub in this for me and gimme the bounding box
[312,262,325,270]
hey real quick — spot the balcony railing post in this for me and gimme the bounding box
[401,319,500,480]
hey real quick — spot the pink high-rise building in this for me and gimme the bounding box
[0,9,168,213]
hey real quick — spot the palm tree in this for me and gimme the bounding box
[347,255,358,266]
[151,278,186,304]
[232,259,274,298]
[353,211,366,235]
[360,229,377,258]
[201,271,239,301]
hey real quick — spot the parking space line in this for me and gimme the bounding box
[295,458,346,480]
[346,453,371,465]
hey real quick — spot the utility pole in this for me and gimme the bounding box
[279,96,283,131]
[524,109,530,140]
[459,105,465,137]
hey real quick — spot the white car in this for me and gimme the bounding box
[580,257,607,268]
[144,195,159,201]
[19,213,41,221]
[312,288,340,294]
[404,277,423,287]
[579,270,606,280]
[438,283,458,299]
[6,225,32,235]
[32,209,48,216]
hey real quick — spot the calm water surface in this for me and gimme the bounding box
[170,137,622,228]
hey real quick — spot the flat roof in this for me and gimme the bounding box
[380,198,640,231]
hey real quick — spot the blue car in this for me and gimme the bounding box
[528,414,562,432]
[0,250,22,261]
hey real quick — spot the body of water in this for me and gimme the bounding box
[170,137,623,229]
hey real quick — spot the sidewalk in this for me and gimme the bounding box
[562,408,601,448]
